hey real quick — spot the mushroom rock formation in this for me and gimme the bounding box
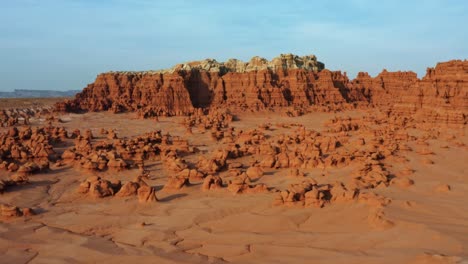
[77,175,158,202]
[9,163,44,184]
[177,169,205,183]
[274,180,314,206]
[329,181,359,203]
[9,172,30,184]
[165,158,189,172]
[81,159,99,171]
[78,176,121,198]
[1,204,23,217]
[16,162,43,177]
[0,203,35,218]
[260,152,281,169]
[163,176,189,192]
[245,166,264,180]
[107,158,128,170]
[0,126,58,165]
[137,184,158,203]
[274,180,358,207]
[61,149,77,160]
[196,157,223,174]
[349,161,391,189]
[116,181,140,197]
[227,177,268,194]
[202,175,223,191]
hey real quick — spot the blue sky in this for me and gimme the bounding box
[1,0,467,91]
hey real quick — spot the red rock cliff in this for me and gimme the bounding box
[57,55,467,124]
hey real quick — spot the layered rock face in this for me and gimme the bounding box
[352,60,468,125]
[58,54,344,115]
[57,54,467,124]
[165,53,324,74]
[403,60,468,124]
[60,72,195,116]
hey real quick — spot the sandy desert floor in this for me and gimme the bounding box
[0,98,71,110]
[0,107,467,264]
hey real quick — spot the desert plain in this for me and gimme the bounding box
[0,54,467,264]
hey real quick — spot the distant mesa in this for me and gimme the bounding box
[55,54,468,125]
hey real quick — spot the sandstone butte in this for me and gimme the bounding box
[55,53,468,125]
